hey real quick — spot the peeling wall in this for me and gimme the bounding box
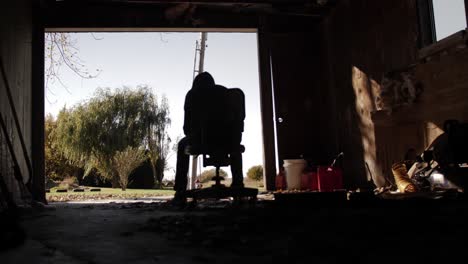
[0,0,33,207]
[324,0,468,188]
[373,30,468,180]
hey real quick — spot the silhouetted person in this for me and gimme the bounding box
[173,72,244,203]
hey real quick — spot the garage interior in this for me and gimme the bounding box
[2,0,468,262]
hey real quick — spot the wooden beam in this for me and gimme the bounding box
[257,17,277,191]
[42,3,261,28]
[465,0,468,27]
[416,0,436,48]
[52,0,335,5]
[418,30,466,59]
[31,1,46,203]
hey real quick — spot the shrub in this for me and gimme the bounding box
[113,147,147,191]
[58,177,79,190]
[247,165,263,181]
[198,168,228,183]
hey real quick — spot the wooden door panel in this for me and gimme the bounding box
[270,31,320,164]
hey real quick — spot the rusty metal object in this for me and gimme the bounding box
[392,162,417,193]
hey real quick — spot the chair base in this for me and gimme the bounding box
[185,185,258,202]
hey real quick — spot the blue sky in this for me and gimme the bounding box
[45,32,263,179]
[433,0,467,40]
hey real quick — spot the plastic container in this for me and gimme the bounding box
[283,159,307,190]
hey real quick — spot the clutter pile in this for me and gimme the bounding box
[276,152,344,193]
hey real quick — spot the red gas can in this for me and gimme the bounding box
[317,166,343,192]
[309,171,319,191]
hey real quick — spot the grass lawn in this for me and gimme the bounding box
[46,178,264,202]
[47,187,175,202]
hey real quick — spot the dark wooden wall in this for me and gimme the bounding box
[0,0,34,205]
[323,0,468,189]
[322,0,420,188]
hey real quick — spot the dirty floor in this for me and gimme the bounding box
[2,197,468,263]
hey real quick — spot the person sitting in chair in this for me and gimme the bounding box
[173,72,245,204]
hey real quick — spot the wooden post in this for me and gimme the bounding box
[31,1,46,203]
[465,0,468,27]
[417,0,437,47]
[257,17,277,191]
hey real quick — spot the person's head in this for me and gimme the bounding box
[192,72,215,90]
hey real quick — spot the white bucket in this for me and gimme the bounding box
[283,159,307,190]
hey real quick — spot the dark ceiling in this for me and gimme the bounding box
[42,0,340,19]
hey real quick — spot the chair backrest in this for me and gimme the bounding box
[189,86,245,167]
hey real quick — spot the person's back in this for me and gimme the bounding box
[184,82,230,151]
[174,72,245,204]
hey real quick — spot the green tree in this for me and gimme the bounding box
[44,114,78,181]
[54,86,170,188]
[113,146,147,191]
[143,95,172,188]
[247,165,263,181]
[198,168,228,183]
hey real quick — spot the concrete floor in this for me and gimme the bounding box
[2,197,468,263]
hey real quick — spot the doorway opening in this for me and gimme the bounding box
[43,30,264,202]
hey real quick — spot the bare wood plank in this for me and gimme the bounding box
[31,0,46,203]
[465,0,468,27]
[257,17,276,191]
[418,30,467,60]
[52,0,335,6]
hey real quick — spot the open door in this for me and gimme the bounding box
[270,29,336,168]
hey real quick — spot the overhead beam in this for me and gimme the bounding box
[45,27,258,32]
[51,0,335,5]
[42,1,322,29]
[43,0,335,16]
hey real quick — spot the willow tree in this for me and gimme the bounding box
[144,96,172,188]
[55,86,170,188]
[45,114,79,181]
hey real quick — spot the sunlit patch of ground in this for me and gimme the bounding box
[46,187,175,202]
[46,178,265,202]
[199,178,264,190]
